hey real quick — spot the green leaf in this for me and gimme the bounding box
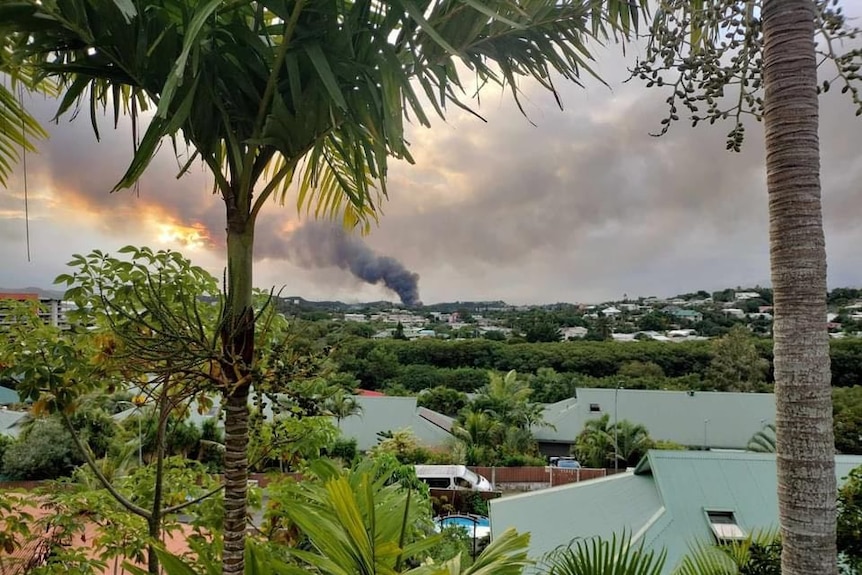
[111,0,137,23]
[303,42,347,111]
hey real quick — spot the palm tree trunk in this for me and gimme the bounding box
[762,1,837,573]
[221,217,255,575]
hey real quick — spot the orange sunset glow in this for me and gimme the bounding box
[156,222,213,250]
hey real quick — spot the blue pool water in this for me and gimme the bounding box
[435,515,491,539]
[438,516,490,529]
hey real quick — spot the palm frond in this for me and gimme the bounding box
[746,424,776,453]
[541,531,666,575]
[2,0,649,226]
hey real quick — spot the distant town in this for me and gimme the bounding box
[271,286,862,342]
[5,285,862,342]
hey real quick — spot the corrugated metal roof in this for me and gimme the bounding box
[111,394,453,452]
[0,386,20,405]
[643,451,862,571]
[489,472,664,561]
[535,388,776,450]
[338,396,454,451]
[489,450,862,573]
[0,410,28,437]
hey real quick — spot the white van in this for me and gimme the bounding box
[414,465,494,492]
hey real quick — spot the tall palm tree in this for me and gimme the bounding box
[1,2,645,572]
[573,414,615,469]
[611,420,652,468]
[453,409,502,464]
[326,390,361,429]
[628,1,857,571]
[762,3,838,571]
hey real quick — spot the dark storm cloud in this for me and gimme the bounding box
[356,64,862,301]
[3,33,862,303]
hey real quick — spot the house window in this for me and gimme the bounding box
[589,403,601,413]
[705,510,746,542]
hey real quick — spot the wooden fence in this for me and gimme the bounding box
[468,466,608,488]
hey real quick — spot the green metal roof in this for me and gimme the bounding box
[535,388,776,450]
[0,409,28,437]
[111,394,454,453]
[489,450,862,573]
[490,472,663,561]
[0,386,20,405]
[338,396,454,451]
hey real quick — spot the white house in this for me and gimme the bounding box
[734,291,762,300]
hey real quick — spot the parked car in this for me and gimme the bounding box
[549,457,581,469]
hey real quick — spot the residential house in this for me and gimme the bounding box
[667,309,703,323]
[560,326,588,340]
[337,396,455,451]
[666,329,696,338]
[734,291,762,301]
[747,313,773,321]
[0,293,74,330]
[489,451,862,573]
[601,307,622,317]
[533,388,775,457]
[722,308,746,319]
[112,394,456,453]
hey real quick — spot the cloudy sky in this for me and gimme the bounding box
[2,15,862,306]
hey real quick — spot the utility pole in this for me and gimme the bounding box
[614,383,621,473]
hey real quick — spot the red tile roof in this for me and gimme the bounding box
[0,294,38,301]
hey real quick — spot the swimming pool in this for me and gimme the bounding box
[435,515,491,539]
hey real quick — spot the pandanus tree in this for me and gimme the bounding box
[1,1,645,571]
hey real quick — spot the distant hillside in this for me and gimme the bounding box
[274,296,511,313]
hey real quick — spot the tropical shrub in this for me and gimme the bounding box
[674,531,781,575]
[1,418,81,480]
[540,532,666,575]
[328,438,358,464]
[838,466,862,573]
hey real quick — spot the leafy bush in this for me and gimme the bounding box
[69,406,118,459]
[371,428,434,464]
[328,438,358,463]
[2,418,82,480]
[198,418,224,473]
[0,434,12,471]
[838,466,862,573]
[462,491,490,516]
[418,387,469,416]
[740,540,781,575]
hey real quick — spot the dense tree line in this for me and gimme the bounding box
[332,337,862,390]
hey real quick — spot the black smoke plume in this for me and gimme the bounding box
[280,222,421,306]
